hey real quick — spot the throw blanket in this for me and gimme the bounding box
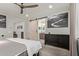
[7,38,42,56]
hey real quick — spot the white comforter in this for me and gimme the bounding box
[7,38,42,56]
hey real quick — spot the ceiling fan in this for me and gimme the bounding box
[14,3,38,14]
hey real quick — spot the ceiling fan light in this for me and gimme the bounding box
[26,14,29,17]
[49,5,53,9]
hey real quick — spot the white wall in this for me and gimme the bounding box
[75,4,79,38]
[30,5,70,35]
[71,3,79,56]
[0,10,25,39]
[0,3,70,39]
[14,21,29,39]
[69,3,77,56]
[27,4,70,40]
[0,11,12,39]
[46,11,70,34]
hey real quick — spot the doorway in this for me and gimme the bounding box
[37,18,47,45]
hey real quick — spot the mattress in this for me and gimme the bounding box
[0,39,27,56]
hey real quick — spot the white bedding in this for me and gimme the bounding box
[7,38,42,56]
[0,39,27,56]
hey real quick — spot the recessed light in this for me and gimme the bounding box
[49,5,53,9]
[26,14,29,17]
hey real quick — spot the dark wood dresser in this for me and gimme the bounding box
[45,34,69,50]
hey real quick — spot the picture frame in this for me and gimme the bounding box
[47,12,68,28]
[0,15,6,28]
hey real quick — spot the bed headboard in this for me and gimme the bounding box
[45,34,69,50]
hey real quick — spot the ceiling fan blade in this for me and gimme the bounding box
[14,3,38,14]
[14,3,22,7]
[21,3,24,7]
[23,5,38,8]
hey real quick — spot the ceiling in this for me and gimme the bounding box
[0,3,70,20]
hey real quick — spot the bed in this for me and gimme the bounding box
[0,38,42,56]
[0,39,27,56]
